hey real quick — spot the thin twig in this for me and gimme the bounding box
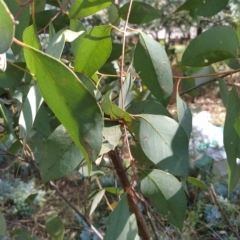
[49,181,103,240]
[14,0,33,20]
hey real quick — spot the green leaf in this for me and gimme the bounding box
[24,193,38,204]
[11,229,34,240]
[219,79,229,108]
[104,187,122,194]
[34,0,47,12]
[134,32,173,106]
[89,189,105,216]
[181,26,239,67]
[46,214,64,240]
[5,0,29,55]
[141,169,186,229]
[0,212,6,235]
[35,10,69,32]
[19,84,43,138]
[74,25,112,77]
[225,58,240,69]
[224,87,240,192]
[0,0,15,53]
[176,0,229,17]
[100,124,122,155]
[128,114,189,177]
[106,42,122,62]
[40,125,85,182]
[69,0,114,19]
[119,2,160,24]
[23,25,41,49]
[101,90,133,122]
[127,100,172,118]
[105,194,138,240]
[109,4,120,26]
[23,45,103,169]
[176,91,192,139]
[187,177,207,189]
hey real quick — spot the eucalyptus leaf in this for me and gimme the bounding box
[182,26,239,67]
[40,125,85,182]
[224,87,240,192]
[141,169,186,229]
[128,114,189,177]
[23,45,103,168]
[0,0,15,53]
[134,32,173,106]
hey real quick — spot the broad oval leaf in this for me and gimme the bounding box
[141,169,186,229]
[0,0,15,53]
[176,0,229,17]
[181,26,239,67]
[134,32,173,106]
[74,25,112,77]
[40,125,85,182]
[119,2,160,24]
[23,45,103,168]
[128,114,189,177]
[224,87,240,192]
[69,0,114,19]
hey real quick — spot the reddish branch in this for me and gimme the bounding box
[108,149,151,240]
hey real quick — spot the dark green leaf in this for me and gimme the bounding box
[74,25,112,77]
[34,0,47,12]
[109,4,120,26]
[219,79,229,108]
[0,212,6,235]
[11,229,34,240]
[224,87,240,192]
[134,32,173,106]
[0,0,15,53]
[40,125,85,182]
[35,10,69,32]
[106,43,122,62]
[141,169,186,229]
[45,214,64,240]
[127,100,172,118]
[105,194,138,240]
[23,45,103,168]
[225,58,240,69]
[69,0,114,19]
[176,0,229,17]
[187,177,207,189]
[101,90,133,122]
[24,193,38,204]
[182,26,239,67]
[128,114,189,177]
[119,2,160,24]
[176,91,192,139]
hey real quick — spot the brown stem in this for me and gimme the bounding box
[108,149,151,240]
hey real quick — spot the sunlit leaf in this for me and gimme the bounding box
[69,0,114,18]
[182,26,239,67]
[23,45,103,168]
[134,32,173,106]
[101,90,133,122]
[89,189,105,216]
[141,169,186,229]
[74,25,112,77]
